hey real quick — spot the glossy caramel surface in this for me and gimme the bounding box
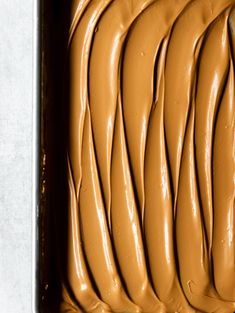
[59,1,235,312]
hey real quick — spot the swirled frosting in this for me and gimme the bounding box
[59,0,235,312]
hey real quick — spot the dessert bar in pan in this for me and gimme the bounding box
[36,0,235,312]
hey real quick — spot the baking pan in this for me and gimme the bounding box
[34,0,53,310]
[34,1,74,312]
[33,1,235,312]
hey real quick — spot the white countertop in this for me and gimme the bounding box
[0,0,33,312]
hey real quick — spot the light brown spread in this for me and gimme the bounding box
[58,0,235,312]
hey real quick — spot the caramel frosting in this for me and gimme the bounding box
[58,0,235,312]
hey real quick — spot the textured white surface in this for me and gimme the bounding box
[0,0,33,312]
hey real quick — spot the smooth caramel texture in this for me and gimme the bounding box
[59,1,235,312]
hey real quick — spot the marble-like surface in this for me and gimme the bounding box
[0,0,33,312]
